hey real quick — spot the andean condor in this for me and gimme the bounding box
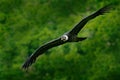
[22,4,112,69]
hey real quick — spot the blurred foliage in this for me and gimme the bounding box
[0,0,120,80]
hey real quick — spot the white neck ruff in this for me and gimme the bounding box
[61,35,68,41]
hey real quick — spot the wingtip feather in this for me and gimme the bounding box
[97,4,112,15]
[22,56,36,69]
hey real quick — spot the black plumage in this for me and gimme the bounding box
[22,4,112,69]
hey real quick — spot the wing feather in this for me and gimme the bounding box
[69,4,112,35]
[22,38,65,69]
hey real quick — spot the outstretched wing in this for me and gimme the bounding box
[69,4,112,35]
[22,38,66,69]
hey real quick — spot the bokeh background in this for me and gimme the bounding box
[0,0,120,80]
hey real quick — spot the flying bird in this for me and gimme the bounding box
[22,4,112,69]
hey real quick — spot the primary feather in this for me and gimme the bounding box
[69,4,112,35]
[22,38,66,69]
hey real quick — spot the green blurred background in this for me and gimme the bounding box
[0,0,120,80]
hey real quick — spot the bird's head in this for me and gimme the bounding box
[61,35,68,41]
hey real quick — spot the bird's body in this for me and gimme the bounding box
[22,4,112,69]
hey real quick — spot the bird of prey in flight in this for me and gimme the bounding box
[22,4,112,69]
